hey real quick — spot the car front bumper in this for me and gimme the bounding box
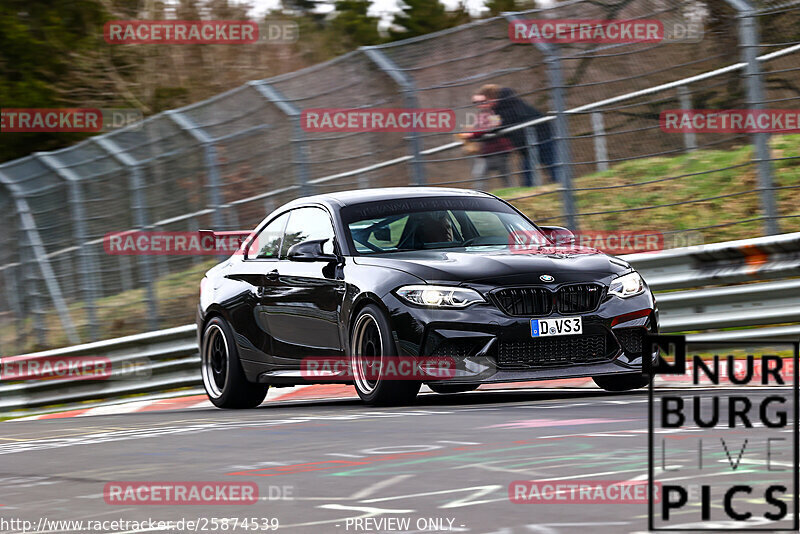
[383,289,658,385]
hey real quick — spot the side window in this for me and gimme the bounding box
[280,207,336,258]
[248,212,289,259]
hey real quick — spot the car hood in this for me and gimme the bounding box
[351,247,631,286]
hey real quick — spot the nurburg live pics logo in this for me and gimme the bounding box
[644,335,799,531]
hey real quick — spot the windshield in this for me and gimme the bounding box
[341,196,548,254]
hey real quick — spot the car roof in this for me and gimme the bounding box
[286,187,493,209]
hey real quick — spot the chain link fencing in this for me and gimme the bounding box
[1,0,799,353]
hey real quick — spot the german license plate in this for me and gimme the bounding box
[531,317,582,337]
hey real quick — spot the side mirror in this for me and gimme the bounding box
[287,238,338,263]
[540,226,575,246]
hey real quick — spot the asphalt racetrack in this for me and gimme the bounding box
[0,388,794,534]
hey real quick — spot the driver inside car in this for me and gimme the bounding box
[419,212,455,244]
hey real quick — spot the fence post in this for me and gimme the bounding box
[57,253,75,301]
[591,112,609,172]
[94,137,159,331]
[677,86,697,152]
[524,127,542,186]
[0,168,80,345]
[248,81,314,196]
[187,217,201,266]
[152,224,169,280]
[129,165,159,331]
[362,47,427,186]
[543,45,577,230]
[504,14,577,229]
[19,230,46,347]
[3,265,25,353]
[35,153,100,341]
[0,191,26,350]
[119,254,134,290]
[726,0,779,235]
[166,111,227,231]
[11,229,30,349]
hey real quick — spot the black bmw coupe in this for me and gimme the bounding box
[198,187,658,407]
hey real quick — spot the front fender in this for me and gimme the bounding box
[339,260,424,355]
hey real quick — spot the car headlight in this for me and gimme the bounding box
[608,272,645,298]
[395,285,485,308]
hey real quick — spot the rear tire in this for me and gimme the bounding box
[350,304,421,405]
[593,373,650,392]
[201,317,268,408]
[429,384,480,394]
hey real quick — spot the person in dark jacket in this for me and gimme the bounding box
[457,93,514,188]
[478,84,556,186]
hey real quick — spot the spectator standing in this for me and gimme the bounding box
[457,93,513,188]
[478,84,556,186]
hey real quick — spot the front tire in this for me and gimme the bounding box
[593,373,650,392]
[201,317,268,408]
[350,304,420,405]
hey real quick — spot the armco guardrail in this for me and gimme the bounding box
[632,232,800,339]
[0,325,197,411]
[2,233,799,411]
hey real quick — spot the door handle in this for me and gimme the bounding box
[266,269,279,281]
